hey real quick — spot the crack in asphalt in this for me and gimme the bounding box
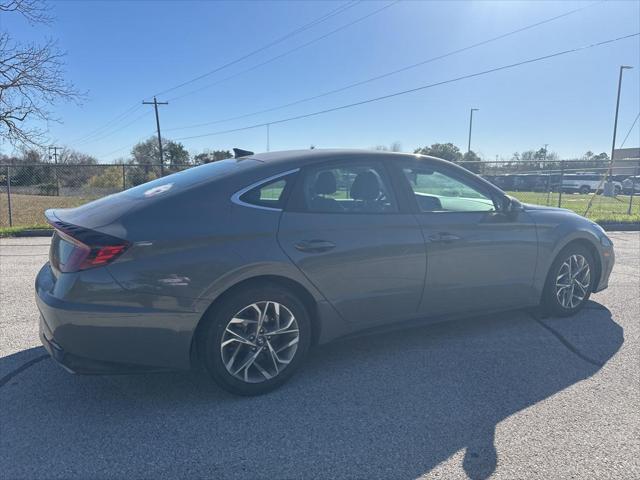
[0,354,49,388]
[0,313,605,389]
[532,318,605,367]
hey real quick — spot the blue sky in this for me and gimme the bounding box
[2,0,640,161]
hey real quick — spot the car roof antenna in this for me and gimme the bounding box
[233,148,254,158]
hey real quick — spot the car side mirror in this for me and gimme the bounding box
[500,196,522,217]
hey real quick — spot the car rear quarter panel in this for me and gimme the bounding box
[105,184,325,305]
[36,263,201,370]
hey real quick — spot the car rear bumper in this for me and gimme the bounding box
[39,314,171,374]
[36,263,200,374]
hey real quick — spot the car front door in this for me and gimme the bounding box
[393,160,539,316]
[277,160,426,326]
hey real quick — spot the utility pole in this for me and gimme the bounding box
[467,108,479,153]
[584,65,633,215]
[48,146,61,164]
[608,66,633,181]
[142,96,168,176]
[48,146,62,196]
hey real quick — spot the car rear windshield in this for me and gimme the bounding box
[122,158,257,199]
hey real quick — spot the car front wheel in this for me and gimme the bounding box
[200,283,311,396]
[542,245,595,317]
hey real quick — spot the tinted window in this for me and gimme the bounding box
[403,167,496,212]
[300,163,397,213]
[239,175,292,209]
[123,158,256,198]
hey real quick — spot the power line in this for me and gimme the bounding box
[166,1,400,103]
[620,112,640,148]
[69,104,143,144]
[100,144,135,159]
[98,135,154,159]
[151,0,363,99]
[74,111,151,147]
[164,0,602,132]
[68,2,360,147]
[172,32,639,142]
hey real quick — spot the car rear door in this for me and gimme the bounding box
[391,159,539,316]
[277,159,426,326]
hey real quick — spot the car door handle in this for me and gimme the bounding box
[427,232,461,243]
[294,240,336,253]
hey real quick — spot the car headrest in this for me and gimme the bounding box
[350,171,380,201]
[314,171,337,195]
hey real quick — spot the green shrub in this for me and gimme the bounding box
[38,183,58,195]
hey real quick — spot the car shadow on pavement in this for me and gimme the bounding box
[0,302,622,480]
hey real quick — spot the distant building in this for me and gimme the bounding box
[612,147,640,175]
[613,147,640,160]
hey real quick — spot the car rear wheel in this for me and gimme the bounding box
[200,284,311,396]
[579,185,591,194]
[542,245,595,317]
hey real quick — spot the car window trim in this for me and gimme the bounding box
[231,168,300,212]
[284,158,401,215]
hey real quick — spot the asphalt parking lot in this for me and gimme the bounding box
[1,233,638,480]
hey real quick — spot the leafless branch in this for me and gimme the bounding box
[0,32,82,148]
[0,0,52,25]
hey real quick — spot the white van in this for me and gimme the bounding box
[561,174,622,194]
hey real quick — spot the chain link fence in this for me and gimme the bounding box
[0,163,190,228]
[1,160,638,228]
[472,159,639,222]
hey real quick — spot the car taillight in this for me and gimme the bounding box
[48,222,130,273]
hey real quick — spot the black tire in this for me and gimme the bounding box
[579,185,590,195]
[541,244,595,317]
[200,283,311,396]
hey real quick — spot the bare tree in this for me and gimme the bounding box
[0,0,51,24]
[374,141,402,152]
[1,0,80,149]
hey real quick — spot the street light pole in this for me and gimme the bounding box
[266,123,270,152]
[467,108,479,153]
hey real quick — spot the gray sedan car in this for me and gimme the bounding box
[36,149,615,395]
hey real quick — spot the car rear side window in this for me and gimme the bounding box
[296,163,397,213]
[237,173,295,210]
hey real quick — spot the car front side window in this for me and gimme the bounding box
[403,167,496,213]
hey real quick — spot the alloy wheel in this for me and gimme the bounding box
[555,254,591,309]
[220,301,300,383]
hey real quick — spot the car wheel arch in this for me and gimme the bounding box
[541,237,602,302]
[189,275,321,367]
